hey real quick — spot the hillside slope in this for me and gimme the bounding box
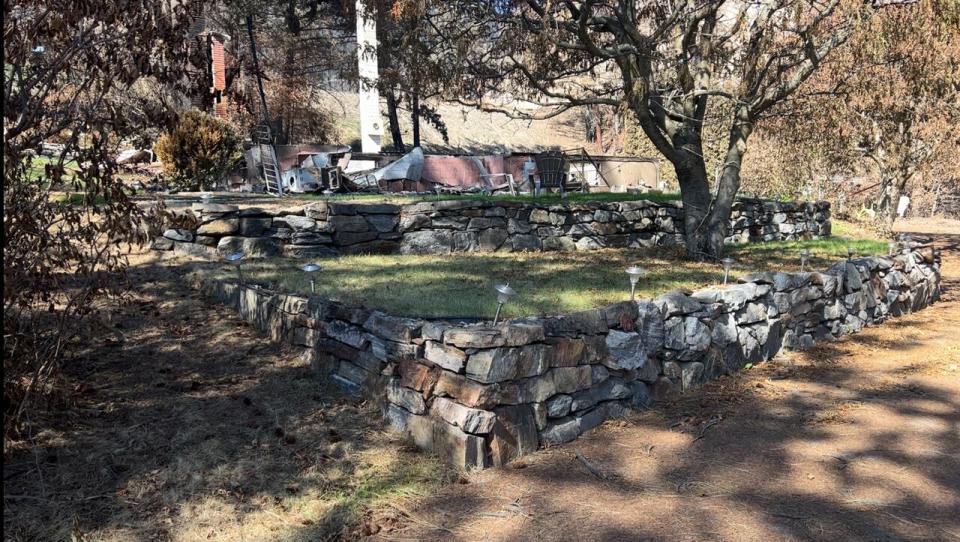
[320,92,591,153]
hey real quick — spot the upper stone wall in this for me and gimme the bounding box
[196,243,940,469]
[154,198,831,257]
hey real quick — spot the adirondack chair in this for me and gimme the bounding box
[534,151,568,195]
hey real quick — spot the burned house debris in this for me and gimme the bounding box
[175,9,665,198]
[239,143,663,197]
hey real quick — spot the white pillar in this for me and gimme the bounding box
[356,1,382,153]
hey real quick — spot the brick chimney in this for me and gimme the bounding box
[210,34,228,118]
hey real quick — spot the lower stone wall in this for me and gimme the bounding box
[158,198,831,258]
[196,244,940,469]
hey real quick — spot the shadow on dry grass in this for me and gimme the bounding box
[3,256,454,541]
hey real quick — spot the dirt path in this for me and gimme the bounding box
[380,223,960,542]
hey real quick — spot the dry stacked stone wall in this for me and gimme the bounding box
[155,198,831,257]
[196,244,940,469]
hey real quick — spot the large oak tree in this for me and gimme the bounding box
[440,0,915,258]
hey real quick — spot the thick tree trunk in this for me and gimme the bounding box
[640,108,753,260]
[627,92,752,260]
[675,162,713,259]
[385,90,404,152]
[704,106,754,258]
[668,125,714,259]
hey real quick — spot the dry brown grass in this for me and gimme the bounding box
[3,252,453,541]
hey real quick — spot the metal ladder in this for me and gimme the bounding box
[254,123,283,196]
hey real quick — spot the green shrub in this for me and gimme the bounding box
[153,110,243,191]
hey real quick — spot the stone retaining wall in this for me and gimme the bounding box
[156,198,830,257]
[196,244,940,469]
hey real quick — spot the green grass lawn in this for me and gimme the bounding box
[202,232,887,319]
[289,190,682,205]
[27,154,81,182]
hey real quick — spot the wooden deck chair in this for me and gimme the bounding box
[534,151,568,195]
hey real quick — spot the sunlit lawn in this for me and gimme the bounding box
[203,227,886,318]
[290,190,682,205]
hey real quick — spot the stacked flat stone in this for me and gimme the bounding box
[398,199,685,253]
[155,198,832,257]
[198,243,940,469]
[154,202,402,259]
[727,199,831,243]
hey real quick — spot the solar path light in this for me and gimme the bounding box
[800,249,811,272]
[301,262,322,293]
[492,283,516,326]
[721,257,734,285]
[626,266,645,301]
[224,251,245,284]
[847,246,856,261]
[888,241,898,257]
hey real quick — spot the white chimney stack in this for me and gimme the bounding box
[356,1,382,153]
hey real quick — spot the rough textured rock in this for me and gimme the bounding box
[546,337,588,367]
[276,215,316,231]
[540,417,581,444]
[398,359,439,397]
[664,316,711,358]
[434,372,500,409]
[326,320,366,349]
[543,309,608,336]
[488,405,539,466]
[603,330,649,370]
[217,236,281,258]
[477,228,508,251]
[150,237,174,250]
[327,215,370,233]
[365,214,399,233]
[466,345,547,383]
[387,379,426,414]
[424,341,467,373]
[197,218,239,235]
[239,218,272,237]
[363,312,422,342]
[193,203,239,214]
[569,378,631,412]
[401,230,453,254]
[430,396,496,434]
[173,241,217,258]
[163,228,194,242]
[432,419,486,468]
[281,245,338,259]
[546,394,573,418]
[655,291,704,317]
[444,327,505,349]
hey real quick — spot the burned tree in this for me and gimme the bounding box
[766,0,959,230]
[3,0,196,435]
